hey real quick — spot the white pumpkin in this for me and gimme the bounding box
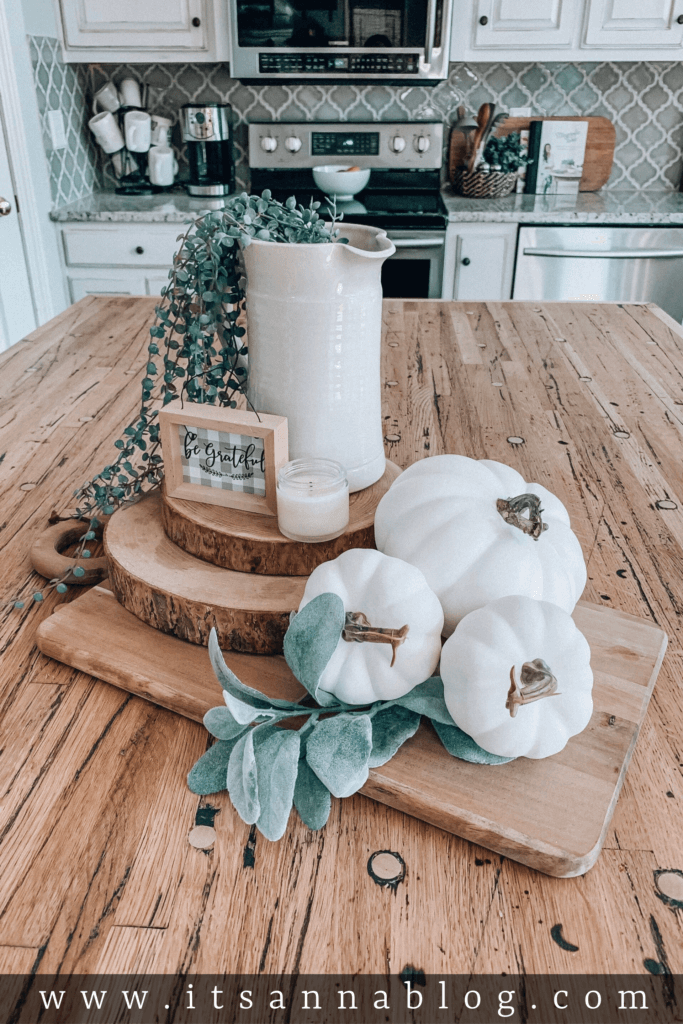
[298,548,444,705]
[441,595,593,759]
[374,454,586,635]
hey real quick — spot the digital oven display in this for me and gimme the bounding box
[311,132,380,156]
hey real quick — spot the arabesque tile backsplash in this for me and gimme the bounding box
[29,36,683,206]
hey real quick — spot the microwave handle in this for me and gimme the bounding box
[425,0,438,64]
[392,238,444,249]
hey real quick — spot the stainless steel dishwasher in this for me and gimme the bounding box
[513,225,683,321]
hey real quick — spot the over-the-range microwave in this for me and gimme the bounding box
[228,0,453,81]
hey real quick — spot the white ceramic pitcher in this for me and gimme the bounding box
[244,224,396,492]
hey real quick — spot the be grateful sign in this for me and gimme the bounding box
[159,406,288,515]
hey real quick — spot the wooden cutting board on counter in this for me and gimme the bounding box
[449,115,616,192]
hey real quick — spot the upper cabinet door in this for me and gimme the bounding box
[583,0,683,48]
[59,0,208,52]
[473,0,575,49]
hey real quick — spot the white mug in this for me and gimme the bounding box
[118,77,142,109]
[124,109,151,153]
[148,145,178,187]
[89,110,125,154]
[150,114,173,147]
[92,81,120,115]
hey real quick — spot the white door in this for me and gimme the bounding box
[583,0,683,48]
[59,0,207,51]
[473,0,575,49]
[0,113,36,351]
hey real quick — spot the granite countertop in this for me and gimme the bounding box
[51,188,683,225]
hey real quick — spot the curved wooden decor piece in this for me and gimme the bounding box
[105,491,307,654]
[161,459,402,575]
[30,518,109,585]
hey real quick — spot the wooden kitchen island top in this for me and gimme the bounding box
[1,296,682,978]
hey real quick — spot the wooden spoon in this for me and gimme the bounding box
[468,103,490,172]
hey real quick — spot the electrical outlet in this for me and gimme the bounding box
[47,109,67,151]
[509,107,532,118]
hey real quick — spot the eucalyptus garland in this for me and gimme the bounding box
[71,191,344,518]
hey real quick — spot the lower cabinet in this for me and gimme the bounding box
[444,223,518,301]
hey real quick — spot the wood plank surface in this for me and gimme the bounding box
[1,297,683,973]
[37,586,667,878]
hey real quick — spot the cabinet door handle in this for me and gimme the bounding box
[479,15,488,25]
[192,16,201,26]
[135,246,144,254]
[461,256,471,265]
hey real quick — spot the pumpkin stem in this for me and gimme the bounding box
[342,611,409,668]
[506,658,560,717]
[497,493,549,540]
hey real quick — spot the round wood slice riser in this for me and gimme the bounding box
[105,492,307,654]
[161,459,402,575]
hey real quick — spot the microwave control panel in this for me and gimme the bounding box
[258,53,419,75]
[248,121,443,170]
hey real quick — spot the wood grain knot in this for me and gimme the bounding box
[368,850,405,889]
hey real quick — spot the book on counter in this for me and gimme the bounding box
[524,119,588,196]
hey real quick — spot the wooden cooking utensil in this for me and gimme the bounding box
[467,103,490,172]
[472,102,497,170]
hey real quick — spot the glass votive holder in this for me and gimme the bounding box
[276,458,350,543]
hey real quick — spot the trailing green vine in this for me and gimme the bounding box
[72,190,344,518]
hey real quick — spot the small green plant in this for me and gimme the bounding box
[72,190,344,519]
[481,132,530,173]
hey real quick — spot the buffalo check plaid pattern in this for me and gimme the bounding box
[178,424,266,495]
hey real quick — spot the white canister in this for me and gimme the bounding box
[148,145,178,186]
[118,77,142,108]
[88,110,125,154]
[124,110,151,153]
[92,81,120,115]
[244,224,396,493]
[150,114,173,147]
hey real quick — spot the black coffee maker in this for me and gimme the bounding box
[181,103,234,197]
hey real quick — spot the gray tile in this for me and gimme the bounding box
[642,83,669,111]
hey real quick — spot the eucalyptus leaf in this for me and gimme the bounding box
[395,676,454,725]
[283,593,345,706]
[203,705,248,741]
[209,629,305,711]
[254,729,301,841]
[432,719,515,765]
[306,713,372,798]
[187,737,241,795]
[293,758,332,831]
[227,728,260,823]
[368,705,421,768]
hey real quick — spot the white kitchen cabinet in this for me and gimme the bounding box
[583,0,683,49]
[59,223,181,302]
[443,223,518,302]
[56,0,229,61]
[472,0,575,51]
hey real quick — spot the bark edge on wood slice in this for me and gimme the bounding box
[161,459,402,575]
[104,491,307,653]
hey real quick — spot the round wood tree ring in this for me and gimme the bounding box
[161,460,402,576]
[31,518,109,585]
[105,492,307,654]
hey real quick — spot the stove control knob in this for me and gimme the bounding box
[415,135,430,153]
[391,136,406,153]
[285,136,302,153]
[260,136,278,153]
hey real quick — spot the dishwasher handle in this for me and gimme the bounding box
[523,246,683,259]
[391,237,445,249]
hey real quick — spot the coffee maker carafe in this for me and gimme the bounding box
[181,103,234,196]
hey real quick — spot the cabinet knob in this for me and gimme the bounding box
[135,246,144,254]
[192,16,201,27]
[479,15,488,25]
[461,257,471,266]
[0,196,11,217]
[677,12,683,22]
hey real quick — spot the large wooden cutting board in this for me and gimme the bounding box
[448,116,615,192]
[37,584,666,878]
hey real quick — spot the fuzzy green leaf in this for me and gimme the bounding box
[306,713,372,798]
[208,629,306,711]
[187,737,240,795]
[395,676,453,725]
[203,705,248,741]
[431,719,515,764]
[254,728,300,841]
[283,593,345,707]
[369,705,421,768]
[227,728,260,823]
[293,758,331,831]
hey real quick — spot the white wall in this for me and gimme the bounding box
[21,0,59,38]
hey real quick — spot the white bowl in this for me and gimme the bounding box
[312,165,371,201]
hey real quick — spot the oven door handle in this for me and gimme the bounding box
[522,247,683,259]
[424,0,438,65]
[391,237,444,249]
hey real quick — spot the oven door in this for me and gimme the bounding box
[381,230,445,299]
[229,0,452,81]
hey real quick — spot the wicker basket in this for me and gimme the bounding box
[452,167,518,199]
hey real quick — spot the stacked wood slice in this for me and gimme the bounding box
[104,461,401,654]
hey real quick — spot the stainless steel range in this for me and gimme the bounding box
[248,121,447,298]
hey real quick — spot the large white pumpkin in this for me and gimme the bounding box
[298,548,444,705]
[374,455,586,635]
[440,595,593,759]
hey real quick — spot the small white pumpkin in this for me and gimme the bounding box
[298,548,444,705]
[374,454,586,635]
[440,595,593,759]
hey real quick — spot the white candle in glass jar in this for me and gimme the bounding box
[277,459,349,543]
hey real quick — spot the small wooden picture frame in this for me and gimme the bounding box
[159,406,288,516]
